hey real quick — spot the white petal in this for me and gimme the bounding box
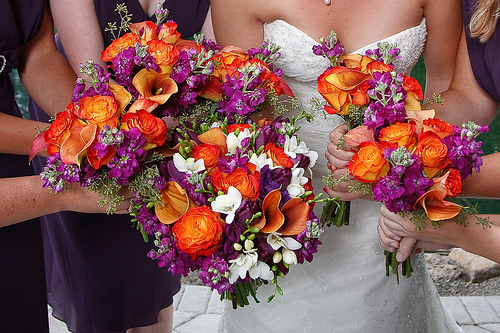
[282,248,298,265]
[173,153,188,172]
[284,237,302,250]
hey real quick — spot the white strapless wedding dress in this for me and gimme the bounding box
[219,19,462,333]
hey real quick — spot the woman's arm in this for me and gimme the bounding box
[0,114,47,156]
[17,6,76,118]
[49,0,106,76]
[378,204,500,263]
[431,29,499,125]
[0,175,131,228]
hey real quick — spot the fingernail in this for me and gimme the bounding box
[388,247,395,253]
[392,236,401,242]
[396,253,404,262]
[344,162,349,167]
[323,187,328,192]
[390,242,398,249]
[329,165,336,171]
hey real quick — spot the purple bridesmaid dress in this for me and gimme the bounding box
[28,1,210,332]
[0,0,49,332]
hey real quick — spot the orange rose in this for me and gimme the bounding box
[265,143,294,168]
[211,47,249,81]
[44,106,78,154]
[434,168,462,197]
[402,75,423,101]
[120,110,167,150]
[379,122,418,150]
[101,33,140,63]
[423,118,454,139]
[157,22,182,44]
[415,131,451,178]
[192,144,221,169]
[226,123,253,134]
[172,206,225,259]
[349,141,390,183]
[77,96,119,129]
[317,66,371,115]
[147,39,180,66]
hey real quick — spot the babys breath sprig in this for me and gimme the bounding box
[105,3,133,39]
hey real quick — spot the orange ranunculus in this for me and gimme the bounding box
[317,66,372,115]
[192,144,221,170]
[265,143,294,168]
[147,39,180,66]
[77,95,119,129]
[120,110,167,150]
[415,131,451,178]
[349,141,390,183]
[226,168,260,201]
[212,168,260,201]
[422,118,454,139]
[365,60,394,75]
[226,123,253,134]
[172,206,225,259]
[379,122,418,150]
[132,68,178,104]
[101,33,140,63]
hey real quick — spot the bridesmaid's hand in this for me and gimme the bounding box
[324,124,364,201]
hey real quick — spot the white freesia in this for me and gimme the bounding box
[226,128,252,155]
[283,135,319,168]
[173,153,205,174]
[267,232,302,265]
[286,166,308,198]
[228,250,273,283]
[210,186,242,224]
[248,152,275,172]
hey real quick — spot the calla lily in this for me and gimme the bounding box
[197,127,228,155]
[59,124,98,166]
[211,186,243,224]
[253,189,309,236]
[30,131,49,162]
[343,126,375,148]
[415,189,462,221]
[155,181,197,224]
[108,83,132,114]
[133,68,178,105]
[340,54,376,72]
[198,77,223,101]
[172,153,205,174]
[406,109,435,135]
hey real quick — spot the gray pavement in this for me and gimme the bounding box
[49,286,500,332]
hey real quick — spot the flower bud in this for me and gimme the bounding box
[244,239,254,251]
[272,251,282,263]
[233,243,243,251]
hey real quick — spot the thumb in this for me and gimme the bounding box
[396,237,417,262]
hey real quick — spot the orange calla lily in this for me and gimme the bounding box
[404,92,423,111]
[155,181,198,224]
[406,109,435,135]
[198,77,223,101]
[59,124,98,166]
[415,189,462,221]
[256,189,285,233]
[279,198,309,236]
[30,131,49,162]
[197,127,228,155]
[132,68,178,104]
[253,190,310,236]
[340,54,375,72]
[108,83,132,115]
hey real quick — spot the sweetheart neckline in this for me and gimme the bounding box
[264,18,426,54]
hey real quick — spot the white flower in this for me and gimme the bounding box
[228,250,273,283]
[210,186,242,224]
[173,153,205,174]
[283,135,319,169]
[286,166,308,198]
[248,152,275,172]
[226,128,252,155]
[267,232,302,265]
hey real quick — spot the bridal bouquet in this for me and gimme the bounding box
[313,32,489,279]
[30,5,331,308]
